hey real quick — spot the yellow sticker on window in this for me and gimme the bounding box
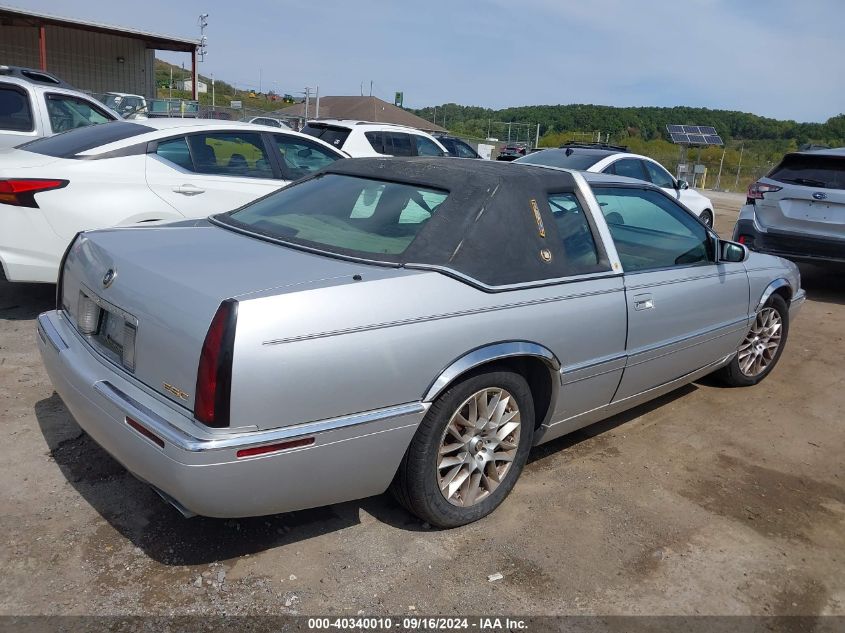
[530,199,545,238]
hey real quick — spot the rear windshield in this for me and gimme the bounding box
[515,149,604,170]
[300,124,351,150]
[221,174,448,258]
[768,154,845,190]
[18,121,153,157]
[0,84,34,132]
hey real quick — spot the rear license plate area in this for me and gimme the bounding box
[95,310,125,356]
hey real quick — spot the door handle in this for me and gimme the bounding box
[173,184,205,196]
[633,294,654,311]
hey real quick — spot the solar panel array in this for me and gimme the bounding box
[666,125,723,146]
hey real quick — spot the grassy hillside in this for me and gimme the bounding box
[153,59,294,113]
[412,103,845,191]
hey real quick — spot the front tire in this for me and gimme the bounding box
[700,209,714,228]
[391,369,534,528]
[716,294,789,387]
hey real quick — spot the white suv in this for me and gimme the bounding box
[301,120,447,158]
[0,66,121,150]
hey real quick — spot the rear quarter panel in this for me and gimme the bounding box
[231,272,627,430]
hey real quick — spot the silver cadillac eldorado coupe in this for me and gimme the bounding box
[37,158,805,527]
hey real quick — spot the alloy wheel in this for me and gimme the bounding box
[436,388,521,507]
[738,307,783,376]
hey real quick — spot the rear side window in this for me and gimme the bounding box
[0,84,33,132]
[365,131,415,156]
[19,121,153,157]
[454,141,479,159]
[46,94,114,133]
[272,134,341,180]
[390,133,414,157]
[547,193,601,274]
[186,132,273,178]
[643,160,675,188]
[515,149,604,170]
[415,135,443,156]
[155,137,193,171]
[300,124,350,149]
[768,154,845,190]
[365,131,386,153]
[609,158,647,181]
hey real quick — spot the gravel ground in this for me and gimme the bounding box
[0,191,843,617]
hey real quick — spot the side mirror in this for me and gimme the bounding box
[719,239,749,263]
[676,179,690,190]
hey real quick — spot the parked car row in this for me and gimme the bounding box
[0,119,347,282]
[36,157,804,526]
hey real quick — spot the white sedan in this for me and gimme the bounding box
[516,144,716,227]
[0,119,347,283]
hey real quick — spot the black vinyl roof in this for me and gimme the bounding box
[309,158,606,287]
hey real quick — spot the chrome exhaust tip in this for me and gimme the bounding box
[151,486,197,518]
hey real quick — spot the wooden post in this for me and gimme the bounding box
[38,26,47,70]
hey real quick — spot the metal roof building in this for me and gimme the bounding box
[0,5,200,98]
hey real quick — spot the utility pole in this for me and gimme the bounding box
[211,73,215,109]
[507,122,512,143]
[432,106,437,125]
[169,67,172,99]
[304,87,310,120]
[259,68,262,94]
[734,143,744,191]
[535,123,540,149]
[315,85,320,118]
[369,80,373,97]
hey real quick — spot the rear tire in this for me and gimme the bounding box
[716,294,789,387]
[391,369,534,528]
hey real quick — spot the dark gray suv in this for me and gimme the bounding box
[733,148,845,265]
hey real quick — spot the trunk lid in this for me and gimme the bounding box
[60,220,381,414]
[756,153,845,240]
[0,148,64,175]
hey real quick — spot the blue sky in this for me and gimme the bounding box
[15,0,845,122]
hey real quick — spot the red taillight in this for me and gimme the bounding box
[746,181,782,201]
[737,235,747,244]
[0,178,68,207]
[236,437,315,459]
[194,299,238,427]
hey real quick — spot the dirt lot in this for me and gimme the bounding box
[1,191,843,617]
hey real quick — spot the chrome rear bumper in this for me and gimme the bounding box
[37,310,426,518]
